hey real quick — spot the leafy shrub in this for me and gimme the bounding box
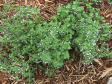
[0,6,41,79]
[0,0,112,82]
[0,5,72,79]
[55,1,112,63]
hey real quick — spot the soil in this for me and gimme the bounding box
[0,0,112,84]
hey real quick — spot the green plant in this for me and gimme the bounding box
[0,0,112,83]
[0,4,72,80]
[55,1,112,63]
[0,5,40,79]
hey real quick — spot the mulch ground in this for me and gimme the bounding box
[0,0,112,84]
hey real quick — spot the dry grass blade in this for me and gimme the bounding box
[100,67,112,78]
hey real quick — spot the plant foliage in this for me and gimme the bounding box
[0,1,112,81]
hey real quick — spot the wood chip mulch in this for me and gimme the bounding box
[35,58,112,84]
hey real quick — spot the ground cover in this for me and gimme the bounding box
[0,0,112,84]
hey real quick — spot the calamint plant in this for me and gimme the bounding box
[0,0,111,82]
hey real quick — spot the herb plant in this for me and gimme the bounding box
[0,5,72,79]
[0,1,112,82]
[55,1,112,63]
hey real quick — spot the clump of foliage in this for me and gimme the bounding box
[55,1,112,63]
[0,5,71,79]
[0,0,112,82]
